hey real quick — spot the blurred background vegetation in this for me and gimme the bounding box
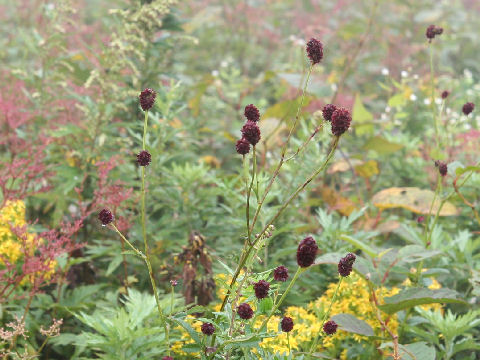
[0,0,479,358]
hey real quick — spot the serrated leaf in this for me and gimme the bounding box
[258,297,273,314]
[331,313,375,337]
[379,288,466,314]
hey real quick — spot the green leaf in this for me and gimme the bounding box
[121,250,142,257]
[380,342,436,360]
[258,298,273,314]
[105,255,123,276]
[172,318,201,344]
[398,245,442,263]
[217,259,235,276]
[353,94,374,135]
[339,234,377,258]
[379,288,466,314]
[331,313,375,337]
[363,136,404,155]
[455,165,480,176]
[224,335,261,349]
[388,93,406,107]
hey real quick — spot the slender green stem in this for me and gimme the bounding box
[287,332,291,355]
[143,110,148,150]
[429,44,439,148]
[308,277,343,357]
[170,285,175,315]
[219,137,340,313]
[111,224,144,259]
[257,267,305,333]
[423,175,441,239]
[249,65,313,237]
[246,147,256,241]
[218,65,315,317]
[416,174,441,284]
[36,336,50,355]
[141,110,170,354]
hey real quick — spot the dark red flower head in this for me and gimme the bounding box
[139,88,156,111]
[162,357,173,360]
[253,280,270,299]
[244,104,260,122]
[241,121,261,146]
[306,38,324,65]
[322,104,337,122]
[273,266,289,282]
[136,150,151,166]
[98,209,114,225]
[236,138,251,155]
[281,317,294,332]
[331,107,352,136]
[323,320,338,335]
[434,160,448,177]
[237,303,254,320]
[426,25,443,41]
[462,102,475,115]
[441,90,449,99]
[201,322,215,336]
[338,252,356,277]
[297,236,318,268]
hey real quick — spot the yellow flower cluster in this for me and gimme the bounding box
[171,272,444,358]
[258,273,400,356]
[0,200,55,282]
[0,200,31,264]
[171,315,202,357]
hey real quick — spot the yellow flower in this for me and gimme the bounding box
[0,200,56,282]
[256,273,400,356]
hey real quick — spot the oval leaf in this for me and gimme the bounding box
[379,288,466,314]
[331,313,374,337]
[372,187,458,216]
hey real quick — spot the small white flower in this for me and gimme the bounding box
[424,98,431,105]
[220,61,228,68]
[401,71,408,78]
[381,68,389,76]
[331,83,338,92]
[413,74,419,80]
[410,94,417,101]
[381,113,388,120]
[435,98,442,105]
[211,70,219,77]
[385,106,391,113]
[446,107,451,114]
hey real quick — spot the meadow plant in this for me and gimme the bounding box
[98,37,361,359]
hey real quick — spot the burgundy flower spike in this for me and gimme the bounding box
[273,266,289,282]
[244,104,260,122]
[98,209,114,225]
[281,317,294,332]
[306,38,324,65]
[297,236,318,268]
[241,121,261,146]
[139,88,156,111]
